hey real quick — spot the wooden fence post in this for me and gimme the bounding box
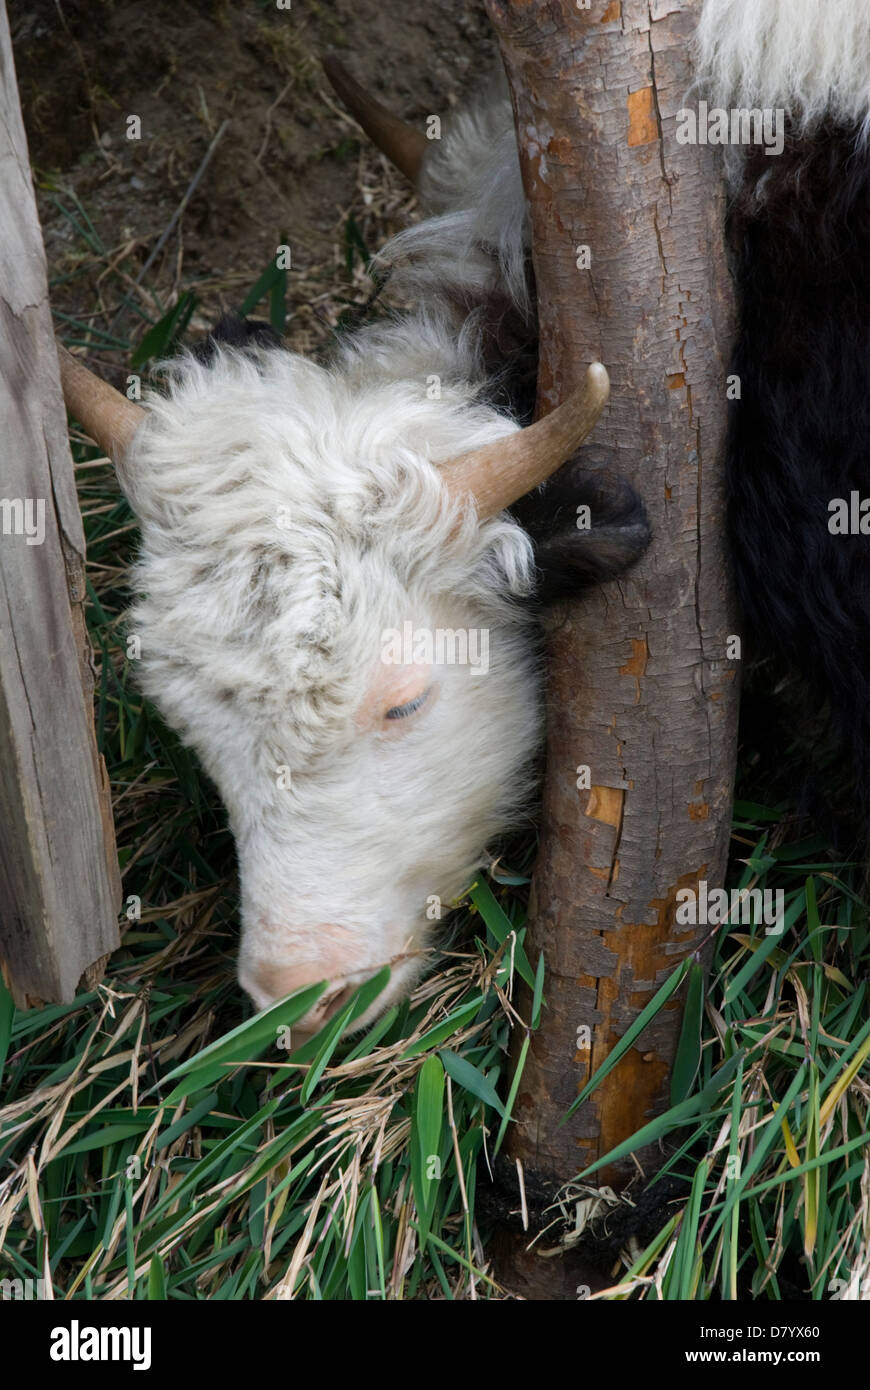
[0,1,121,1006]
[486,0,738,1296]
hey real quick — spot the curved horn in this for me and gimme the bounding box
[441,362,611,519]
[322,55,427,183]
[57,343,145,462]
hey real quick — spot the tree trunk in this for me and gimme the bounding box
[486,0,737,1298]
[0,1,121,1006]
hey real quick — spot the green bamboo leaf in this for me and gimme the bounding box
[347,1208,366,1301]
[370,1186,386,1301]
[147,1097,282,1220]
[411,1055,444,1254]
[269,268,287,335]
[239,258,283,317]
[248,1178,267,1248]
[100,1174,124,1252]
[438,1049,505,1118]
[468,880,536,988]
[531,950,545,1031]
[805,875,823,962]
[162,982,326,1102]
[399,997,484,1060]
[343,213,372,274]
[702,1061,806,1253]
[819,1020,870,1125]
[724,890,806,1003]
[300,968,391,1105]
[131,290,196,367]
[614,1213,681,1296]
[667,1157,709,1301]
[731,799,784,821]
[247,1141,319,1211]
[745,853,778,875]
[565,957,692,1120]
[716,1131,870,1204]
[147,1254,166,1300]
[55,1121,152,1158]
[406,1223,498,1291]
[748,1203,781,1300]
[579,1051,745,1179]
[670,962,705,1105]
[804,1064,820,1260]
[342,1006,400,1064]
[493,1032,530,1158]
[157,1091,219,1150]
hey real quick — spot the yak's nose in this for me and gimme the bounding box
[239,957,356,1028]
[238,922,373,1032]
[238,924,419,1036]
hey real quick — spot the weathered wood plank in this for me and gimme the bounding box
[0,0,121,1005]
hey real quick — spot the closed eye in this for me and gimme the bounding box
[385,687,432,720]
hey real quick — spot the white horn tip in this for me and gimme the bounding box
[586,360,610,400]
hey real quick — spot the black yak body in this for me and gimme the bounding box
[728,132,870,838]
[696,1,870,846]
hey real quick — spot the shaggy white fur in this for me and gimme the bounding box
[122,85,539,1030]
[694,0,870,131]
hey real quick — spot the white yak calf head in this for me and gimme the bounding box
[57,65,648,1034]
[58,338,610,1035]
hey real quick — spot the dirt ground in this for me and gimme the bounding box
[12,0,497,357]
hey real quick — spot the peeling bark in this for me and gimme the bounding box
[486,0,737,1295]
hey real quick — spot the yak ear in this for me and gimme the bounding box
[192,312,284,363]
[509,450,650,606]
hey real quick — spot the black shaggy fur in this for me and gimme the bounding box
[192,312,283,361]
[727,126,870,851]
[513,447,651,605]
